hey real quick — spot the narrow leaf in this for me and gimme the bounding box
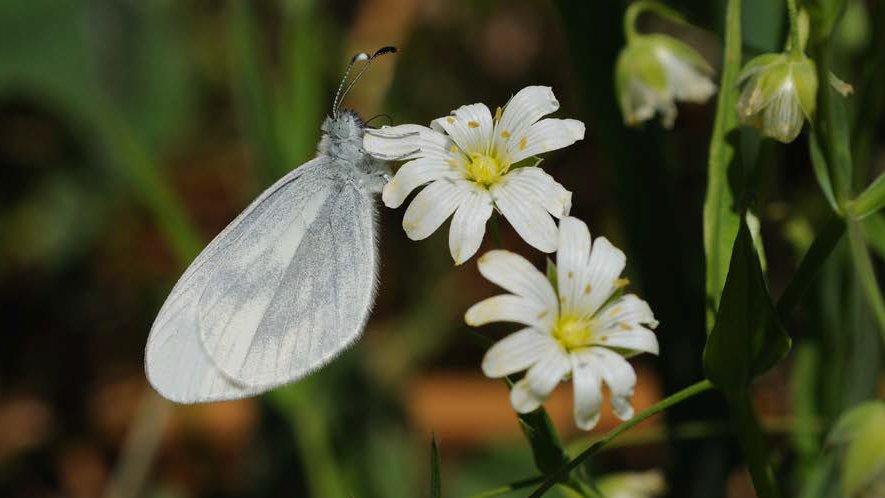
[808,131,841,214]
[430,435,441,498]
[703,0,744,331]
[848,172,885,220]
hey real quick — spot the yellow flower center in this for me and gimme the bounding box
[552,315,595,351]
[466,152,508,187]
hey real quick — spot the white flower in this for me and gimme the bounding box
[465,216,659,430]
[616,34,717,128]
[363,86,585,264]
[736,52,818,143]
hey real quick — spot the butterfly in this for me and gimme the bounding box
[145,47,398,403]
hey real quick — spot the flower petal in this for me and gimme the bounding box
[510,378,544,413]
[494,86,561,154]
[595,328,659,355]
[508,118,585,164]
[382,158,465,208]
[364,124,458,161]
[525,345,570,398]
[465,294,554,330]
[431,103,494,155]
[556,216,592,316]
[496,167,572,218]
[658,48,717,103]
[586,347,637,420]
[449,185,494,264]
[481,328,554,378]
[490,180,559,253]
[571,357,603,430]
[477,250,558,310]
[577,237,626,318]
[402,179,471,240]
[596,294,659,331]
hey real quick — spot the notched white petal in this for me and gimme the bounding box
[491,181,559,253]
[432,103,494,155]
[571,359,603,430]
[465,294,554,330]
[402,179,471,240]
[448,186,494,264]
[382,158,465,209]
[364,124,453,161]
[557,216,592,315]
[481,328,553,378]
[476,250,558,310]
[525,346,570,398]
[508,118,585,164]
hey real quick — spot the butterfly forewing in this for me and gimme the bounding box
[198,167,378,386]
[146,156,378,402]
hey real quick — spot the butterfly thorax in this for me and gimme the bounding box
[318,110,390,194]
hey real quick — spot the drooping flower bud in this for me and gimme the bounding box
[615,34,717,128]
[736,52,818,143]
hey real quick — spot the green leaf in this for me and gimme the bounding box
[809,131,841,214]
[430,435,441,498]
[517,409,569,476]
[860,213,885,260]
[703,219,791,392]
[847,172,885,220]
[703,0,744,331]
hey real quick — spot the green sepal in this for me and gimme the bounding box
[737,53,786,84]
[647,33,714,75]
[791,56,819,119]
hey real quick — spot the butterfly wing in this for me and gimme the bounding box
[145,157,378,403]
[197,172,378,387]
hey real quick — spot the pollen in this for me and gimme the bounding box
[468,120,480,128]
[553,315,595,351]
[501,130,511,138]
[446,116,455,124]
[449,144,459,153]
[518,136,527,151]
[465,153,504,186]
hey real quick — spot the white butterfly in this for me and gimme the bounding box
[145,48,398,403]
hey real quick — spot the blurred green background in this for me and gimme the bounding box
[1,1,882,497]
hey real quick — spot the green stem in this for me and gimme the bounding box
[528,380,714,497]
[785,0,802,55]
[728,391,783,498]
[847,222,885,345]
[623,0,688,43]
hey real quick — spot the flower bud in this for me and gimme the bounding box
[616,34,717,128]
[736,52,818,143]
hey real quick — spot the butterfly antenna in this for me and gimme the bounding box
[332,52,370,118]
[335,46,397,116]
